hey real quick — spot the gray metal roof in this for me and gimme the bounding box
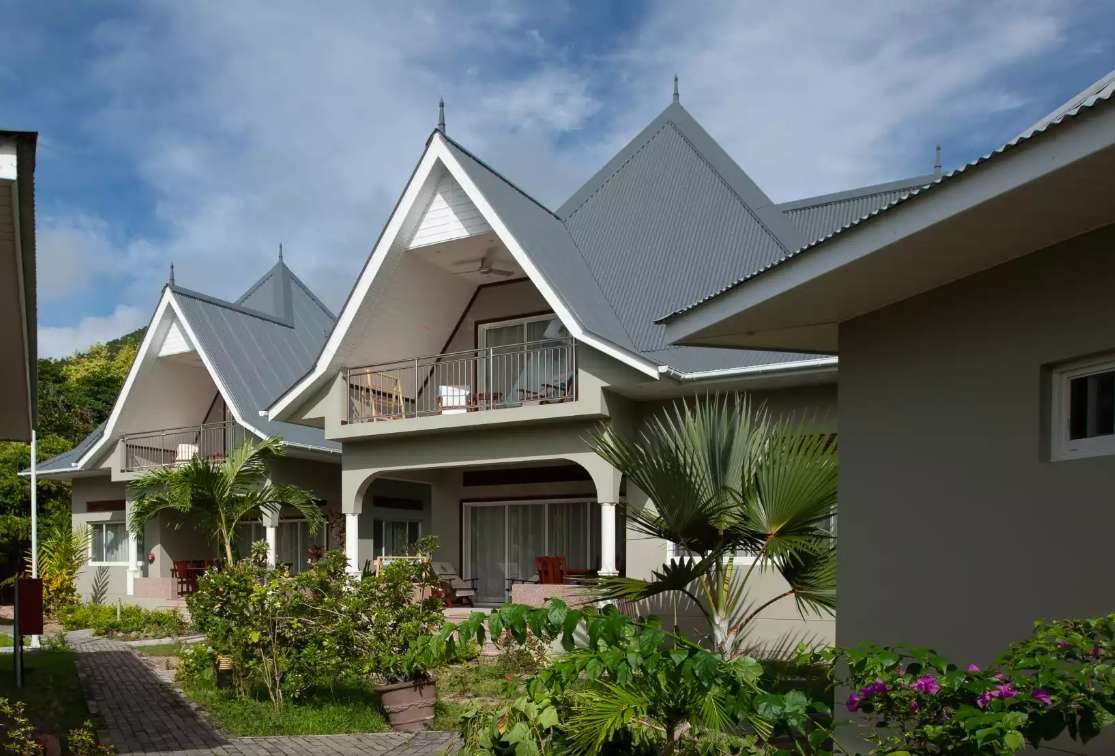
[34,262,339,476]
[35,421,106,475]
[441,103,826,375]
[778,175,934,246]
[172,263,339,452]
[661,71,1115,322]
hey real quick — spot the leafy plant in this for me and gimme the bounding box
[33,523,92,614]
[89,566,110,605]
[0,697,40,755]
[186,546,445,709]
[415,600,835,755]
[818,613,1115,754]
[66,721,114,755]
[587,394,837,659]
[57,602,187,638]
[128,436,323,563]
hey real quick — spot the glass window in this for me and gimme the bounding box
[373,519,421,557]
[1053,356,1115,460]
[91,522,128,563]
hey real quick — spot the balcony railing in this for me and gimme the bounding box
[121,421,251,472]
[347,337,576,423]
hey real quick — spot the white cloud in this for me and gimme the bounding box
[36,213,124,299]
[39,304,149,358]
[37,0,1092,354]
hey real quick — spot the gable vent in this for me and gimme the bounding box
[408,172,491,248]
[158,319,194,358]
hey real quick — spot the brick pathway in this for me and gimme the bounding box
[67,631,460,755]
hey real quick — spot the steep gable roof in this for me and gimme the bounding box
[35,261,338,476]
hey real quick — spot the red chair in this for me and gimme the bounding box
[171,560,196,596]
[535,555,568,585]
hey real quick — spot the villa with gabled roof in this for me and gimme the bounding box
[35,257,343,607]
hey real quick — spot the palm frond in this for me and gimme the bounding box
[565,681,653,755]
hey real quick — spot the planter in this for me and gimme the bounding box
[376,677,436,731]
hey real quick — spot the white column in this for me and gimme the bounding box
[599,502,618,577]
[265,525,278,568]
[125,492,139,596]
[345,512,361,575]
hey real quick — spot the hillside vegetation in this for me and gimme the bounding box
[0,328,145,578]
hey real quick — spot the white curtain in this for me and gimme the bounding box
[507,504,546,582]
[547,501,599,571]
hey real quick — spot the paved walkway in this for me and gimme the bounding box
[67,631,460,755]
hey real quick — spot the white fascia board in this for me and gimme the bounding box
[268,135,659,421]
[0,139,16,180]
[75,291,174,468]
[661,355,838,382]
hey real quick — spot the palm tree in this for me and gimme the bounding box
[587,394,837,659]
[128,436,324,563]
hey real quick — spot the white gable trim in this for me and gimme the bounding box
[268,134,658,421]
[75,290,268,469]
[408,171,491,248]
[157,318,193,357]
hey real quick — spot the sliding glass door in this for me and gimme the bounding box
[465,499,600,604]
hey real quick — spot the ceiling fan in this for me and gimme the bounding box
[451,249,514,278]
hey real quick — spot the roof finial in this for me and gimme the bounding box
[934,144,942,179]
[169,262,175,287]
[437,98,446,134]
[672,74,679,104]
[278,242,283,262]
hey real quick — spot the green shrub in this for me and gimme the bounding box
[66,721,114,755]
[57,602,188,638]
[819,613,1115,754]
[186,547,445,709]
[0,697,39,755]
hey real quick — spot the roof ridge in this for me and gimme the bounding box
[560,120,671,221]
[170,284,295,327]
[777,175,935,212]
[438,132,560,220]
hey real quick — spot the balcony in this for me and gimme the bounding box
[121,421,252,473]
[346,337,576,424]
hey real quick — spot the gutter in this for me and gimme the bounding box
[657,355,838,382]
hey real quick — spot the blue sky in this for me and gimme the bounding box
[4,1,1113,357]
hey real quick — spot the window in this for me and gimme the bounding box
[1052,355,1115,460]
[90,522,128,564]
[233,518,328,573]
[372,519,421,557]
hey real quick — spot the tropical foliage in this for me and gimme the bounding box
[587,394,837,658]
[183,545,445,709]
[32,523,92,614]
[128,436,322,563]
[57,602,188,639]
[414,600,834,755]
[0,328,143,581]
[819,613,1115,754]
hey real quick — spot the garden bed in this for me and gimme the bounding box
[57,602,190,639]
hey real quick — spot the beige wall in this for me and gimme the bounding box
[442,279,550,354]
[838,223,1115,665]
[71,476,131,602]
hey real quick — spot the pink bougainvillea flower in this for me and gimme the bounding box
[995,682,1018,699]
[966,663,981,673]
[976,691,993,710]
[911,675,941,695]
[909,699,919,713]
[846,692,862,712]
[1032,688,1053,707]
[1056,639,1069,649]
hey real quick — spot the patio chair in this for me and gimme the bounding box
[175,442,199,463]
[535,555,568,585]
[431,561,478,607]
[171,560,198,596]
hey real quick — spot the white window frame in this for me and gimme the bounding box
[477,313,561,350]
[1051,354,1115,461]
[665,541,757,566]
[371,518,423,558]
[89,521,130,566]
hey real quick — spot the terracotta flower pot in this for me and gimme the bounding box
[376,676,436,731]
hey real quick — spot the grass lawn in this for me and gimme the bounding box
[180,667,390,736]
[0,648,92,738]
[432,658,525,731]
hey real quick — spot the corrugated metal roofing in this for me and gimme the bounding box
[172,263,339,452]
[440,103,821,375]
[35,421,106,474]
[778,176,934,246]
[661,71,1115,322]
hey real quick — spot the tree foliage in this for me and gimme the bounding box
[0,328,145,580]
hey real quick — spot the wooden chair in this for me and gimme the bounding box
[171,560,197,596]
[431,561,478,606]
[535,555,568,585]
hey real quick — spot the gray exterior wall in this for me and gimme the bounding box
[71,476,131,603]
[441,279,550,354]
[838,223,1115,665]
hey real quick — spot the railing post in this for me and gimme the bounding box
[488,348,494,410]
[413,358,420,418]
